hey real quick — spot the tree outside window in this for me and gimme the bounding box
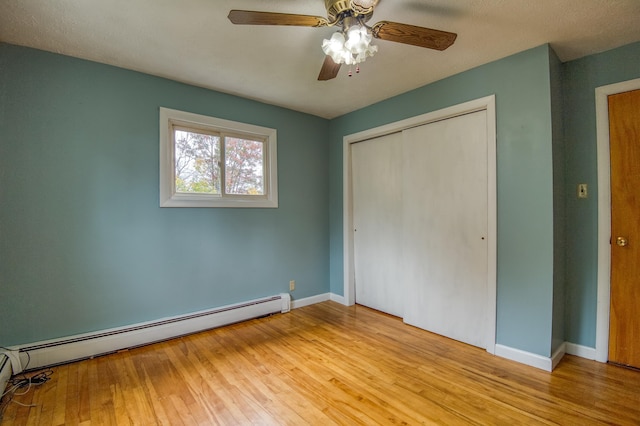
[159,107,277,208]
[174,130,264,196]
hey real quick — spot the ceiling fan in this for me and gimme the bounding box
[228,0,457,81]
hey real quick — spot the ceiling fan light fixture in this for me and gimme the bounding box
[228,0,456,81]
[356,43,378,62]
[344,24,369,50]
[322,32,348,63]
[321,23,377,66]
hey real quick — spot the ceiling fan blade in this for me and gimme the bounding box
[371,21,457,50]
[228,10,328,27]
[318,56,341,81]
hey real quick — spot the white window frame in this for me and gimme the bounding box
[159,107,278,208]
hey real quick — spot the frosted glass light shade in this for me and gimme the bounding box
[322,32,348,64]
[321,24,377,66]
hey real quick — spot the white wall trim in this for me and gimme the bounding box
[3,294,290,373]
[0,354,12,401]
[551,343,566,370]
[329,292,346,305]
[342,95,498,355]
[0,292,340,378]
[565,342,597,360]
[494,344,556,372]
[594,78,640,363]
[0,349,21,377]
[291,293,331,309]
[159,107,278,208]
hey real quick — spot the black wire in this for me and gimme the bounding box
[1,370,53,419]
[0,348,50,420]
[8,370,53,388]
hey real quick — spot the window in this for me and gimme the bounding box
[159,107,277,208]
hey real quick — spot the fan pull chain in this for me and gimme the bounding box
[348,66,362,77]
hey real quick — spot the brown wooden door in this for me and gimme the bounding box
[608,89,640,368]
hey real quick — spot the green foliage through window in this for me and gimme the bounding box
[159,107,277,208]
[173,129,264,196]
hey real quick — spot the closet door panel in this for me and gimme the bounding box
[402,110,488,348]
[352,133,404,317]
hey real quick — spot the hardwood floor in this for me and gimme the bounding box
[2,301,639,425]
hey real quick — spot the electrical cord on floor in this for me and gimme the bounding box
[0,348,52,421]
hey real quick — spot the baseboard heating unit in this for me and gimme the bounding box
[1,293,291,374]
[0,354,11,399]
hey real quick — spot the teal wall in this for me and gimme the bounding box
[562,41,640,347]
[329,45,557,357]
[0,44,330,346]
[3,39,639,358]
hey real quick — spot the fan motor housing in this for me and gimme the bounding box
[325,0,374,23]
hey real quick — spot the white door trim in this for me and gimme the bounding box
[594,78,640,363]
[342,95,497,354]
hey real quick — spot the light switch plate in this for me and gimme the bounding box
[577,183,588,199]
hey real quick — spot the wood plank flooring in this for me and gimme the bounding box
[2,301,639,425]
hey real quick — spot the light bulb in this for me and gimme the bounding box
[321,25,376,66]
[345,25,369,52]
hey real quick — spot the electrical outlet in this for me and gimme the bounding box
[289,280,295,291]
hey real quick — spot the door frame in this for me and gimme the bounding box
[342,95,497,354]
[594,78,640,363]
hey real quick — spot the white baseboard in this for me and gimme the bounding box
[329,293,346,305]
[289,292,347,308]
[0,355,11,398]
[565,342,597,360]
[291,293,330,309]
[495,341,599,372]
[0,349,20,380]
[291,292,345,306]
[494,344,556,372]
[551,342,566,370]
[4,294,290,373]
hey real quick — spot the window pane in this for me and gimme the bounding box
[225,137,264,195]
[174,129,221,194]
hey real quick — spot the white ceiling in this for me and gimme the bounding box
[2,0,640,118]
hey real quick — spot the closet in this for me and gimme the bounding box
[352,109,490,348]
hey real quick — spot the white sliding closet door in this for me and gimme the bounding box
[402,110,488,348]
[352,132,404,317]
